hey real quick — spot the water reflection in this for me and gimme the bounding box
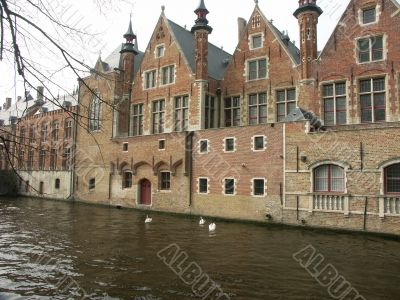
[0,198,399,300]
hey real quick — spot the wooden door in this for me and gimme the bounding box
[139,179,151,205]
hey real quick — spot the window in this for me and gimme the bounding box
[62,147,71,170]
[156,45,165,58]
[50,148,57,170]
[39,149,46,170]
[224,178,235,195]
[248,58,267,80]
[251,15,261,28]
[122,143,128,152]
[159,139,166,150]
[65,120,72,139]
[251,34,262,49]
[25,181,29,193]
[199,140,208,154]
[204,94,216,129]
[323,82,347,126]
[224,138,235,152]
[174,95,189,131]
[253,179,265,196]
[362,7,376,24]
[19,128,25,145]
[18,149,25,169]
[249,93,267,125]
[360,77,386,123]
[28,149,34,170]
[277,88,296,122]
[29,126,35,144]
[123,172,132,189]
[161,65,175,85]
[253,136,266,151]
[160,172,171,190]
[89,178,95,191]
[314,165,345,193]
[152,99,165,134]
[145,70,157,89]
[385,164,400,194]
[40,124,48,142]
[224,96,240,127]
[358,36,383,63]
[198,178,209,194]
[55,179,60,190]
[132,104,144,136]
[52,122,59,141]
[89,95,102,131]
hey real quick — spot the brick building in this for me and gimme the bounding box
[0,88,78,199]
[2,0,400,235]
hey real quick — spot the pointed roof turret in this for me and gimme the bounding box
[191,0,212,34]
[121,16,138,54]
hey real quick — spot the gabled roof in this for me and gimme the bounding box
[256,6,301,65]
[167,19,232,80]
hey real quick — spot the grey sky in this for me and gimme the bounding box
[0,0,352,103]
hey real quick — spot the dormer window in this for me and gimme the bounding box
[156,45,165,58]
[362,7,376,24]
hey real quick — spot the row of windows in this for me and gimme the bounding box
[17,147,72,171]
[314,163,400,194]
[144,65,176,89]
[198,135,266,154]
[19,120,73,145]
[22,178,61,193]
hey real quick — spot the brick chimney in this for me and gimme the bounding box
[238,18,247,44]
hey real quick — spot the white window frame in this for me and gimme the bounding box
[245,56,268,82]
[223,137,236,153]
[198,177,210,194]
[252,135,267,152]
[161,65,176,86]
[159,171,171,191]
[198,139,209,154]
[249,32,264,50]
[143,69,157,90]
[223,177,237,196]
[356,35,385,65]
[155,44,165,58]
[251,178,267,197]
[358,5,380,26]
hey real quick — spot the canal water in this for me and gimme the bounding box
[0,198,399,300]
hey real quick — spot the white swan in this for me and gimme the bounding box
[208,222,216,232]
[199,217,205,225]
[145,215,152,223]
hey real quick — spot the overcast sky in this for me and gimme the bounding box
[0,0,352,104]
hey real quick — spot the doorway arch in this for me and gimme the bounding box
[138,179,152,205]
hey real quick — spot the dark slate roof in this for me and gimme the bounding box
[103,44,144,75]
[269,23,300,65]
[167,19,231,80]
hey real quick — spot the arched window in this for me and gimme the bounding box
[123,171,132,189]
[89,95,102,131]
[314,164,345,193]
[385,163,400,194]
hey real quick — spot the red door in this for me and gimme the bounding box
[139,179,151,205]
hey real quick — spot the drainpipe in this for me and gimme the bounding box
[363,196,368,231]
[70,81,81,200]
[186,131,194,207]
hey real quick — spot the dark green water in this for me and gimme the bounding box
[0,197,399,300]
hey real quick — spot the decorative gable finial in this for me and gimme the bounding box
[161,5,165,13]
[255,0,259,5]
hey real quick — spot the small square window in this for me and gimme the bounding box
[224,179,235,195]
[199,140,208,153]
[89,178,95,190]
[159,139,166,150]
[253,136,265,151]
[156,45,165,58]
[123,143,128,152]
[252,35,262,49]
[253,179,265,196]
[362,7,376,24]
[199,178,208,194]
[225,138,235,152]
